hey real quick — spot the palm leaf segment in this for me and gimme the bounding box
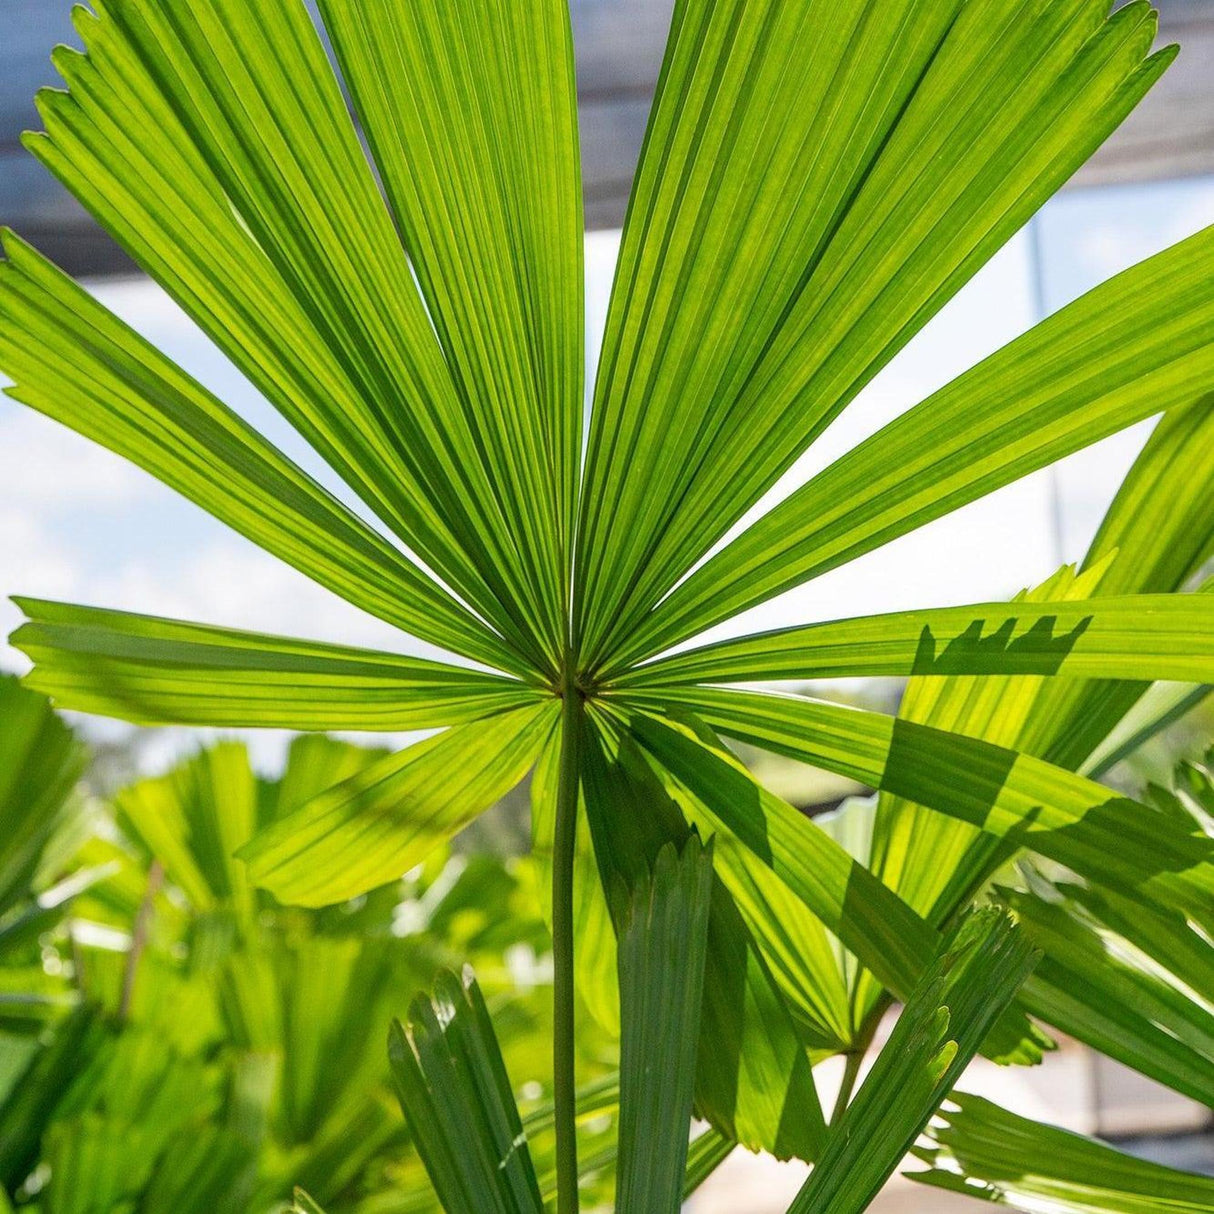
[5,0,1214,1160]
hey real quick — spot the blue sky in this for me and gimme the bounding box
[2,175,1212,766]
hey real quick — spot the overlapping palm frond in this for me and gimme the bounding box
[0,675,89,1022]
[0,714,613,1213]
[1002,749,1214,1106]
[915,1093,1214,1212]
[4,0,1213,1209]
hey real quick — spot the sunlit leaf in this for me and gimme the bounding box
[615,226,1214,670]
[627,709,938,999]
[851,401,1214,1033]
[579,0,1178,671]
[582,719,826,1160]
[239,704,556,907]
[117,742,259,926]
[24,0,556,665]
[915,1093,1214,1212]
[319,0,583,656]
[615,837,714,1213]
[1006,879,1214,1107]
[14,600,535,731]
[0,675,86,922]
[389,969,544,1214]
[620,594,1214,688]
[0,232,518,673]
[788,910,1037,1214]
[644,689,1214,929]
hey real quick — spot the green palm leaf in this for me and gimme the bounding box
[0,1006,109,1192]
[994,750,1214,1106]
[388,969,544,1214]
[123,1126,257,1214]
[238,704,556,907]
[116,742,259,927]
[1085,682,1213,780]
[1007,879,1214,1107]
[618,594,1214,687]
[864,401,1214,931]
[646,689,1214,928]
[849,404,1214,1035]
[13,600,536,731]
[5,0,1213,1207]
[319,0,583,655]
[788,910,1038,1214]
[614,838,714,1213]
[580,721,826,1161]
[915,1093,1214,1212]
[626,709,935,1001]
[0,675,85,927]
[27,0,560,669]
[865,557,1175,931]
[612,226,1214,670]
[1039,398,1214,772]
[0,231,517,673]
[577,0,1177,669]
[627,705,1049,1066]
[697,826,853,1052]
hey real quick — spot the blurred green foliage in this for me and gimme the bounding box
[0,675,616,1213]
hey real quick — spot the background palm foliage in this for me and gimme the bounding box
[0,674,618,1212]
[2,0,1213,1209]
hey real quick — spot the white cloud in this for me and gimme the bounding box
[0,407,152,511]
[0,506,82,674]
[1071,180,1214,284]
[87,539,423,655]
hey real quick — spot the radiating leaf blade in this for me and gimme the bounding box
[648,689,1214,929]
[625,708,938,1001]
[789,910,1038,1214]
[617,594,1214,687]
[916,1093,1214,1212]
[320,0,583,652]
[581,0,1178,670]
[1040,394,1214,773]
[1085,682,1213,780]
[858,399,1214,1016]
[582,717,827,1160]
[239,704,556,907]
[1000,756,1214,1110]
[13,600,536,730]
[624,707,1051,1064]
[116,742,258,926]
[1008,880,1214,1107]
[615,838,714,1214]
[389,969,544,1214]
[23,0,552,664]
[618,224,1214,669]
[0,229,517,674]
[0,675,86,923]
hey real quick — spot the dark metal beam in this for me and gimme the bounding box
[1,0,1210,280]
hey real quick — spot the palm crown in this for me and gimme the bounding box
[3,0,1214,1210]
